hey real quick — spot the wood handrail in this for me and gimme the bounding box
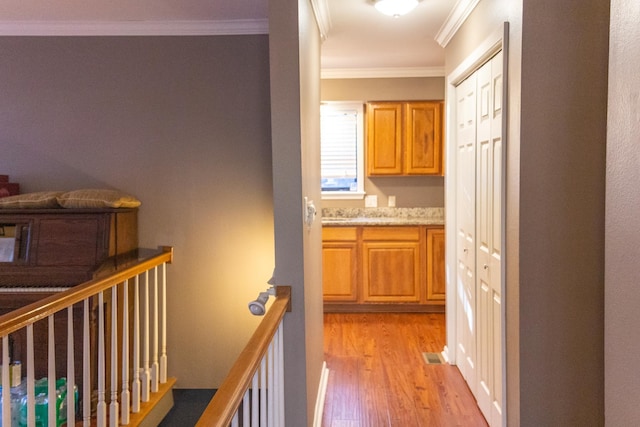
[0,246,173,337]
[196,285,291,427]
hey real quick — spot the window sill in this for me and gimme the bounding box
[321,191,366,200]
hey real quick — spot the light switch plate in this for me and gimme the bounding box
[365,195,378,208]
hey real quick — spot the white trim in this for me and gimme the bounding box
[434,0,481,48]
[310,0,332,41]
[321,66,445,79]
[313,362,330,427]
[448,25,504,85]
[444,24,505,363]
[0,19,269,36]
[321,191,366,200]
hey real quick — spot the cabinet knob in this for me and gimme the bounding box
[483,264,488,270]
[463,248,468,253]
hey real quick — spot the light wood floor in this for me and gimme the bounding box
[322,313,488,427]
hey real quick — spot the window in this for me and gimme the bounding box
[320,102,365,199]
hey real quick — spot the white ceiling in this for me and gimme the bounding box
[0,0,458,77]
[321,0,456,77]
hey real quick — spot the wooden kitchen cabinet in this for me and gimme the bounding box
[322,225,445,311]
[366,101,443,176]
[426,228,446,303]
[361,227,422,303]
[322,227,358,302]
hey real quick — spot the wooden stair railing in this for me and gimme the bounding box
[0,246,174,427]
[196,286,291,427]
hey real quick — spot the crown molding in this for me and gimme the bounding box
[434,0,480,47]
[0,19,269,36]
[310,0,332,41]
[321,66,445,79]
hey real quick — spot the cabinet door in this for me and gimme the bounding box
[426,228,446,303]
[361,227,422,303]
[405,101,443,175]
[322,227,358,302]
[366,102,403,175]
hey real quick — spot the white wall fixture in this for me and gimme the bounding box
[248,286,276,316]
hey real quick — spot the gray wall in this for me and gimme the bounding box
[447,0,609,424]
[605,0,640,424]
[269,0,324,424]
[320,77,445,208]
[0,36,275,388]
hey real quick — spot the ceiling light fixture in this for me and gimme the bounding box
[374,0,419,18]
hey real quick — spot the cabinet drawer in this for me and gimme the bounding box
[362,226,420,241]
[322,226,357,241]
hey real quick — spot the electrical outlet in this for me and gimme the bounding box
[388,195,396,207]
[365,195,378,208]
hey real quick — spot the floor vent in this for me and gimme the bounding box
[422,352,443,365]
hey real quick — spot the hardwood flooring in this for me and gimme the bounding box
[322,313,488,427]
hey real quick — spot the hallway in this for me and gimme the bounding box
[322,313,487,426]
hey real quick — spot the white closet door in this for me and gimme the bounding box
[475,51,503,427]
[455,72,477,387]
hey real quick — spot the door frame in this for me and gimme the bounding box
[443,22,508,425]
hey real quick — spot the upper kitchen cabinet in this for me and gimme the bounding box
[366,101,443,176]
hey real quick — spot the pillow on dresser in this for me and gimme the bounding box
[0,191,63,208]
[57,189,141,209]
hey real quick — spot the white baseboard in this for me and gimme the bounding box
[313,361,330,427]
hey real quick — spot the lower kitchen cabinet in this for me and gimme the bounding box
[362,227,422,303]
[322,227,358,302]
[322,225,445,312]
[426,228,446,303]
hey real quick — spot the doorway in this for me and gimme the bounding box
[445,24,508,427]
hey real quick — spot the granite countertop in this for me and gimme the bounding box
[322,207,444,226]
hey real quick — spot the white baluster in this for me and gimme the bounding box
[252,370,259,427]
[121,279,131,425]
[27,325,35,427]
[242,389,250,427]
[142,271,150,402]
[160,262,167,384]
[132,275,141,412]
[268,341,275,427]
[231,412,239,427]
[260,357,267,427]
[97,292,107,427]
[48,315,56,427]
[151,266,159,393]
[277,323,285,425]
[2,336,10,427]
[83,298,91,427]
[67,306,76,426]
[110,286,119,427]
